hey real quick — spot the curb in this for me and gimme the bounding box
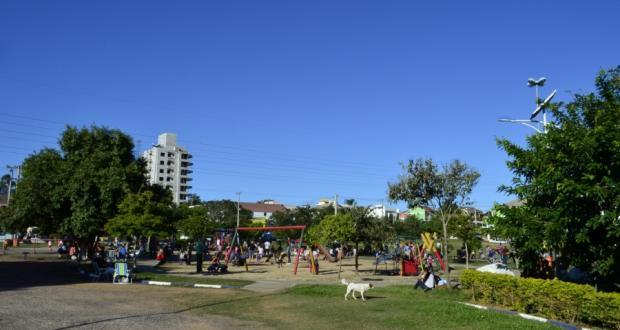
[139,280,237,289]
[460,303,590,330]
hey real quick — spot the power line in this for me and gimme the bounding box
[0,114,398,171]
[0,122,397,179]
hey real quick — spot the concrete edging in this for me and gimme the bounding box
[139,280,230,289]
[460,303,591,330]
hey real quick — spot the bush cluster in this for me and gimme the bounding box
[460,270,620,329]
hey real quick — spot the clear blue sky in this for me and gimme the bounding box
[1,1,619,211]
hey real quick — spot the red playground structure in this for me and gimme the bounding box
[223,225,307,275]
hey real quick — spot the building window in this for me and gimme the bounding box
[160,152,165,156]
[159,177,163,181]
[160,161,164,165]
[159,169,164,173]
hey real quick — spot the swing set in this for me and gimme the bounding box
[223,225,307,275]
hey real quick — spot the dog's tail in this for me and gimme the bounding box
[341,278,349,285]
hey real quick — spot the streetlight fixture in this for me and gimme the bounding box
[498,118,542,133]
[499,77,556,133]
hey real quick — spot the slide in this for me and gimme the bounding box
[316,244,343,263]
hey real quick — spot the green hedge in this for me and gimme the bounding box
[460,270,620,329]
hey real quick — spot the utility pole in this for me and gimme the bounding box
[236,192,241,229]
[334,194,338,216]
[6,167,13,206]
[6,165,20,206]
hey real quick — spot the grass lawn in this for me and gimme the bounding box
[186,284,557,329]
[134,270,254,287]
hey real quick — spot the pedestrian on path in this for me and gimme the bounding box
[195,239,204,273]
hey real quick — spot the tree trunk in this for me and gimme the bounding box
[442,219,451,283]
[354,241,359,273]
[465,241,469,269]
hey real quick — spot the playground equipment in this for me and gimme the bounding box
[315,244,343,263]
[420,232,446,271]
[223,225,307,275]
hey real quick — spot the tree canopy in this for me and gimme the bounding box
[307,214,355,246]
[104,189,175,239]
[10,126,146,242]
[388,158,480,279]
[495,67,620,289]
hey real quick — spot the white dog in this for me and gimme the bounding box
[341,278,374,301]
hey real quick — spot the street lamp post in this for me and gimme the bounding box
[499,77,556,133]
[498,118,542,133]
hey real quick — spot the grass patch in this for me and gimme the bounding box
[134,271,253,287]
[190,284,557,329]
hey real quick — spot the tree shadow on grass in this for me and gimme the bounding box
[0,260,87,292]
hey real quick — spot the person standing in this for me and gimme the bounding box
[286,238,292,264]
[195,239,204,273]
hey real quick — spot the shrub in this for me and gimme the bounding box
[460,270,620,329]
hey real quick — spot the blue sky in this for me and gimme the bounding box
[1,1,619,211]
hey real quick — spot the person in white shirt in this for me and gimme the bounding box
[257,246,264,262]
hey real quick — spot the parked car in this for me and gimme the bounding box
[476,263,515,276]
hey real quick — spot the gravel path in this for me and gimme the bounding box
[0,252,268,329]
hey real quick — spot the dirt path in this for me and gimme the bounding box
[0,252,267,329]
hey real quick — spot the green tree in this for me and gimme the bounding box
[59,127,146,247]
[11,126,146,255]
[448,213,481,269]
[9,149,69,236]
[307,213,356,277]
[104,189,174,240]
[346,205,392,272]
[205,200,252,228]
[496,67,620,289]
[388,158,480,281]
[307,214,355,246]
[176,205,215,240]
[394,215,442,240]
[0,206,17,234]
[0,174,11,194]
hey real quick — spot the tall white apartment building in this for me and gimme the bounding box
[142,133,193,205]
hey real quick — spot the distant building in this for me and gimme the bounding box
[142,133,193,205]
[399,207,434,221]
[461,207,485,226]
[369,204,400,221]
[316,198,337,208]
[240,201,287,219]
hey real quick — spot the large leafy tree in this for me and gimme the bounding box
[270,204,333,241]
[346,205,393,271]
[104,189,174,239]
[0,174,12,194]
[307,213,356,277]
[388,158,480,280]
[307,214,356,247]
[176,205,215,240]
[11,126,146,253]
[496,67,620,289]
[59,126,146,242]
[9,149,69,235]
[204,200,252,228]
